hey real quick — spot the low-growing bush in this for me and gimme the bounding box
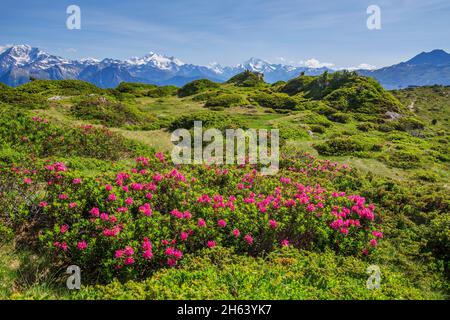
[16,79,103,97]
[226,71,266,87]
[251,92,299,110]
[314,138,366,156]
[357,122,377,132]
[0,108,141,160]
[0,83,48,109]
[178,79,220,97]
[168,112,248,131]
[70,96,155,127]
[327,112,351,123]
[146,86,178,98]
[3,152,382,283]
[310,125,326,134]
[205,93,245,108]
[382,149,422,169]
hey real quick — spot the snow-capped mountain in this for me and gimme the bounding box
[0,45,327,87]
[126,52,185,70]
[2,44,448,89]
[358,49,450,89]
[0,45,334,88]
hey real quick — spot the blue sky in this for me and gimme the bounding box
[1,0,449,68]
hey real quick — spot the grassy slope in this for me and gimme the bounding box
[0,78,449,299]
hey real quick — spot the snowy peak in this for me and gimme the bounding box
[406,49,450,66]
[126,52,185,69]
[0,45,68,67]
[240,57,276,73]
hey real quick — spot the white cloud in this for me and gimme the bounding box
[299,58,335,69]
[356,63,377,70]
[0,44,12,53]
[66,48,77,53]
[344,63,377,71]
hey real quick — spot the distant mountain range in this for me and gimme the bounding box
[358,49,450,89]
[0,45,449,89]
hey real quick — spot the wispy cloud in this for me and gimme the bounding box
[0,44,12,53]
[299,58,335,68]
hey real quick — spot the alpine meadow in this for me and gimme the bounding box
[0,0,449,303]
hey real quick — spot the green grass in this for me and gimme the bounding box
[0,77,449,300]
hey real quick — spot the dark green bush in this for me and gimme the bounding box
[327,112,351,123]
[0,83,48,109]
[383,150,422,169]
[146,86,178,98]
[168,112,248,131]
[252,92,299,110]
[70,96,155,127]
[314,137,366,156]
[17,79,102,97]
[310,125,326,134]
[178,79,220,97]
[357,122,377,132]
[226,70,266,87]
[0,107,141,160]
[205,93,245,108]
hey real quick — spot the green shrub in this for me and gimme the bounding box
[413,170,439,182]
[281,71,405,114]
[327,112,351,123]
[280,75,315,96]
[178,79,220,97]
[383,150,422,169]
[17,79,102,97]
[393,117,426,131]
[426,213,450,275]
[226,70,266,87]
[168,112,248,131]
[251,92,299,110]
[75,247,438,300]
[357,122,377,132]
[0,83,48,109]
[0,107,140,160]
[310,125,326,134]
[314,138,366,156]
[70,96,155,127]
[146,86,178,98]
[205,93,245,108]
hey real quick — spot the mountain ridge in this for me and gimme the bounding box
[0,45,449,89]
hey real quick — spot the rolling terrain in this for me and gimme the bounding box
[0,71,448,299]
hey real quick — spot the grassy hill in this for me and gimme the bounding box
[0,74,449,299]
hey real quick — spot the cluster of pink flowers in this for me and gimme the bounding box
[22,150,382,276]
[142,237,153,260]
[115,246,135,266]
[164,246,183,266]
[77,241,88,250]
[32,116,48,123]
[139,203,152,216]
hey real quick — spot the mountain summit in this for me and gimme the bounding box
[358,49,450,89]
[0,45,450,88]
[406,49,450,66]
[0,45,332,88]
